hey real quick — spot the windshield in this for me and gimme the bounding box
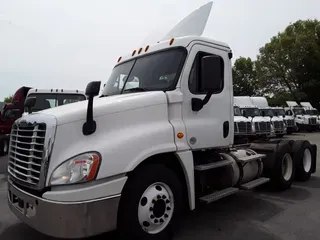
[260,108,274,117]
[234,107,241,116]
[241,108,260,117]
[293,108,306,115]
[102,49,186,96]
[306,109,319,115]
[25,93,86,112]
[273,109,286,116]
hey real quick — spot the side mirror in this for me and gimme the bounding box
[83,81,101,136]
[191,56,223,112]
[274,111,278,117]
[261,111,265,117]
[24,97,36,114]
[200,55,223,92]
[283,115,285,118]
[85,81,101,97]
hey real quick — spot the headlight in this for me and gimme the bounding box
[50,152,101,186]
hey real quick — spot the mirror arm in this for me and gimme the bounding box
[191,92,213,112]
[82,96,96,135]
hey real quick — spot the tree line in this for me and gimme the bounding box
[233,19,320,109]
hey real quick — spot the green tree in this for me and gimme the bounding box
[256,19,320,109]
[232,57,259,96]
[4,95,13,103]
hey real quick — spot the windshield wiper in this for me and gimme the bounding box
[123,87,148,93]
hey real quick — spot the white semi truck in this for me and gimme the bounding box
[234,96,272,138]
[300,102,320,128]
[272,107,297,134]
[6,3,317,239]
[285,101,318,132]
[250,97,286,137]
[233,105,253,142]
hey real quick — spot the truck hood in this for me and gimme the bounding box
[31,91,168,125]
[249,116,270,122]
[234,116,250,122]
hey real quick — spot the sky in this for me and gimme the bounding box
[1,0,320,100]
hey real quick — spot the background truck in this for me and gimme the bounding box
[272,107,297,134]
[6,3,317,240]
[285,101,318,132]
[300,102,320,129]
[233,105,254,143]
[250,97,286,137]
[0,87,86,156]
[234,96,272,138]
[0,86,31,156]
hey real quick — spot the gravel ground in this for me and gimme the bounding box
[1,132,320,240]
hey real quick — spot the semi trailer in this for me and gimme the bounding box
[7,2,317,240]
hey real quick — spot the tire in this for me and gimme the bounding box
[292,140,313,181]
[117,164,184,240]
[269,143,295,191]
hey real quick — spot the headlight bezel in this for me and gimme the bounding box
[49,151,102,186]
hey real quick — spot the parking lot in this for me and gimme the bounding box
[1,132,320,240]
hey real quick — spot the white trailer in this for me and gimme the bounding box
[7,3,317,239]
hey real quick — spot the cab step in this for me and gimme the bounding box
[233,153,266,164]
[239,177,270,190]
[194,159,234,171]
[199,187,239,204]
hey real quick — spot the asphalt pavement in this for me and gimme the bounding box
[1,132,320,240]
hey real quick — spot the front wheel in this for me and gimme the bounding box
[118,164,184,240]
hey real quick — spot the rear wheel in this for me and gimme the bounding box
[269,143,295,191]
[292,141,313,181]
[118,164,184,240]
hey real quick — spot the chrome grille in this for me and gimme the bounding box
[273,121,284,130]
[285,119,295,127]
[309,118,317,125]
[255,122,271,133]
[8,123,46,186]
[234,122,252,134]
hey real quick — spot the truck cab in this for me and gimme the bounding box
[233,105,253,142]
[23,88,86,115]
[234,96,272,138]
[272,107,297,134]
[285,101,317,132]
[250,97,285,137]
[300,102,320,129]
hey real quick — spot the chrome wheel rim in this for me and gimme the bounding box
[303,148,312,173]
[138,182,174,234]
[282,153,293,181]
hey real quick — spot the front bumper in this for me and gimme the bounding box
[8,180,120,239]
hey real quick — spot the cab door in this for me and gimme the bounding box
[180,43,233,150]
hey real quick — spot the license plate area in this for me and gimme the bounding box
[8,189,37,218]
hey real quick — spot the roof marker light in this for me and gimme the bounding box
[132,50,136,56]
[138,48,143,54]
[145,45,149,52]
[117,56,122,62]
[169,38,175,45]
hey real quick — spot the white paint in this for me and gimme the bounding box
[43,176,127,202]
